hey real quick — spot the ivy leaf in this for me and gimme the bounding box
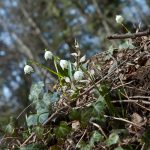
[48,92,59,104]
[20,143,46,150]
[38,112,49,124]
[5,123,14,135]
[29,82,44,102]
[34,126,44,139]
[89,131,103,146]
[92,100,105,116]
[80,107,93,126]
[54,121,71,138]
[114,147,124,150]
[106,133,119,146]
[76,141,91,150]
[26,114,38,127]
[36,101,48,114]
[69,109,81,121]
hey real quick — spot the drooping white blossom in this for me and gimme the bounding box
[80,55,86,63]
[71,53,78,57]
[73,62,77,67]
[64,77,71,83]
[44,50,53,60]
[60,60,68,70]
[116,15,124,24]
[24,65,34,74]
[74,70,84,81]
[74,39,80,49]
[90,69,95,76]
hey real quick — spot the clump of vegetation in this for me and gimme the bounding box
[0,16,150,150]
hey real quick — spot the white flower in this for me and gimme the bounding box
[60,60,68,70]
[24,65,34,74]
[116,15,124,24]
[44,51,53,60]
[90,69,95,76]
[80,55,86,63]
[71,53,78,57]
[74,39,80,49]
[74,70,84,81]
[64,77,71,83]
[73,62,77,67]
[62,86,67,92]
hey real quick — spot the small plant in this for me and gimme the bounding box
[1,17,149,150]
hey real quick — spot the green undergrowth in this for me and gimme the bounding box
[1,38,150,150]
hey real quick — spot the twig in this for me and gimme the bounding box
[76,128,87,148]
[134,103,150,112]
[107,29,150,40]
[111,99,150,105]
[17,103,33,119]
[104,115,144,129]
[90,121,107,139]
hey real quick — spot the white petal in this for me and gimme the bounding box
[24,65,34,74]
[64,77,71,83]
[80,55,86,63]
[44,51,53,60]
[116,15,124,24]
[90,69,95,76]
[73,62,77,67]
[71,53,78,57]
[60,60,68,70]
[74,71,84,81]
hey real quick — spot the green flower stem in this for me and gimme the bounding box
[121,23,130,33]
[28,60,63,78]
[54,56,61,83]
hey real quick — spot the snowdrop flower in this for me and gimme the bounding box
[24,65,34,74]
[116,15,124,24]
[80,55,86,63]
[64,77,71,83]
[74,39,80,49]
[44,50,53,60]
[60,60,68,70]
[74,70,84,81]
[71,53,78,57]
[90,69,95,76]
[73,62,77,67]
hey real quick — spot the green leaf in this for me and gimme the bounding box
[80,107,93,126]
[29,82,44,102]
[114,147,124,150]
[36,101,48,114]
[68,61,73,80]
[26,114,38,127]
[92,100,105,116]
[89,131,103,146]
[54,121,71,138]
[76,141,91,150]
[34,126,44,139]
[5,123,14,135]
[106,133,119,146]
[20,143,46,150]
[28,60,63,78]
[38,112,49,124]
[69,109,81,121]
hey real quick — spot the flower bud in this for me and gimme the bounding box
[116,15,124,24]
[24,65,34,74]
[64,77,71,83]
[60,60,68,70]
[80,55,86,63]
[74,70,84,81]
[44,50,53,60]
